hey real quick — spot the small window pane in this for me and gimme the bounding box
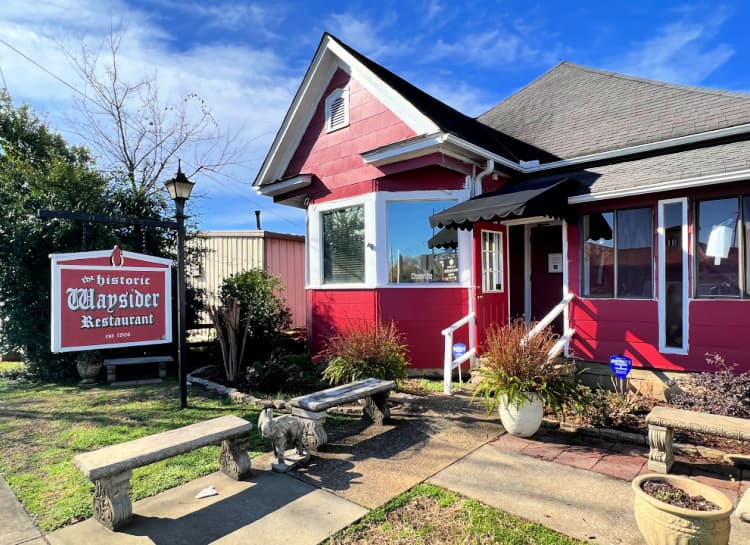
[617,208,653,298]
[481,231,503,292]
[323,206,364,284]
[583,212,614,297]
[696,198,740,297]
[387,201,458,284]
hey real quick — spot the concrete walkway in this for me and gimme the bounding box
[3,391,749,545]
[0,475,45,545]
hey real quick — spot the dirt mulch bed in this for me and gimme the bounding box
[641,481,721,511]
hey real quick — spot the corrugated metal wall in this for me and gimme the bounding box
[190,231,305,328]
[265,234,306,328]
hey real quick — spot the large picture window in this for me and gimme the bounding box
[695,196,750,298]
[322,205,364,284]
[582,207,653,298]
[387,200,458,284]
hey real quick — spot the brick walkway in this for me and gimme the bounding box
[491,428,750,507]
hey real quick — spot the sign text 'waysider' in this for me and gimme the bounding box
[50,247,172,352]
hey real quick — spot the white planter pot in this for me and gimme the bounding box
[498,393,543,437]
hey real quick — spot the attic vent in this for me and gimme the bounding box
[325,88,349,132]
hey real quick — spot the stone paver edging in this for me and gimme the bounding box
[543,418,732,461]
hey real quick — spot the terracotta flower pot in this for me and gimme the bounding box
[632,474,732,545]
[498,393,543,437]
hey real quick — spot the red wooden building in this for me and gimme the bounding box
[254,33,750,386]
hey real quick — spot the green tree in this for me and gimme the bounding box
[0,91,116,378]
[219,269,292,365]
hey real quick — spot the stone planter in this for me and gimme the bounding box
[76,351,102,385]
[498,393,543,437]
[632,473,732,545]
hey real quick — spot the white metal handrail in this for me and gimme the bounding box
[442,311,476,395]
[525,293,576,363]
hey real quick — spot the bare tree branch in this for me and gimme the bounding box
[60,28,245,196]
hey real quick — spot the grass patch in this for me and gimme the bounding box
[398,378,468,395]
[0,361,26,377]
[0,377,268,531]
[325,483,585,545]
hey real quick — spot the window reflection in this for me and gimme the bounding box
[696,198,740,297]
[387,201,458,284]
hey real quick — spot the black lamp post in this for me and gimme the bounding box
[164,165,195,409]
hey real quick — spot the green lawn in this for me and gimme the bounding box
[326,484,586,545]
[0,377,265,531]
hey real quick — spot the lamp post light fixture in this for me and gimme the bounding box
[164,164,195,409]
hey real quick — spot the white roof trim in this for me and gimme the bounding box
[568,168,750,204]
[254,35,438,190]
[535,122,750,173]
[256,174,312,197]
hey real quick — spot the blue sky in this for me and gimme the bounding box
[2,1,749,235]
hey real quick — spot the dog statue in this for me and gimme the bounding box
[258,407,308,467]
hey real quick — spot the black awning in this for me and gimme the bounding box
[427,228,458,249]
[429,176,577,230]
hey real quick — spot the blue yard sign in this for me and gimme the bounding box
[609,355,633,378]
[453,343,467,361]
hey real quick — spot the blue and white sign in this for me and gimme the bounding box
[453,342,467,361]
[610,355,633,378]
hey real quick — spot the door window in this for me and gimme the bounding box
[481,230,504,292]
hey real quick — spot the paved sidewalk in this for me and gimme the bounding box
[0,475,45,545]
[430,434,750,545]
[4,391,750,545]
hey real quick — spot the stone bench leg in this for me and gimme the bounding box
[648,424,674,473]
[158,361,167,379]
[220,435,252,479]
[361,392,390,425]
[93,471,132,531]
[106,365,116,384]
[292,407,328,451]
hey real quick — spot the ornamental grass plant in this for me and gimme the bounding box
[472,318,579,414]
[322,320,409,385]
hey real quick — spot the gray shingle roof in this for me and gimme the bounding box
[565,139,750,197]
[478,62,750,160]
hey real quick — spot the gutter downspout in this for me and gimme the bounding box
[467,159,494,368]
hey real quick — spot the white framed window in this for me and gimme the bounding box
[386,200,459,284]
[481,230,504,292]
[658,198,689,354]
[582,207,654,298]
[322,205,364,284]
[325,88,349,132]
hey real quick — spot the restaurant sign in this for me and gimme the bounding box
[50,246,172,352]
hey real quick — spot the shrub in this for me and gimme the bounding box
[472,318,579,413]
[670,353,750,418]
[220,269,292,365]
[246,350,323,394]
[321,321,409,384]
[573,381,654,432]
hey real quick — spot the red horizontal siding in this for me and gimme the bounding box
[285,69,416,202]
[308,287,469,371]
[379,288,469,371]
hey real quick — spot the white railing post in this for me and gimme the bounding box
[443,329,453,394]
[441,312,477,395]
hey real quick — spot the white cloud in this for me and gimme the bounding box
[324,12,408,59]
[615,8,734,85]
[0,0,304,231]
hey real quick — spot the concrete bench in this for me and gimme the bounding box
[646,406,750,473]
[74,415,252,530]
[288,378,396,450]
[103,356,172,385]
